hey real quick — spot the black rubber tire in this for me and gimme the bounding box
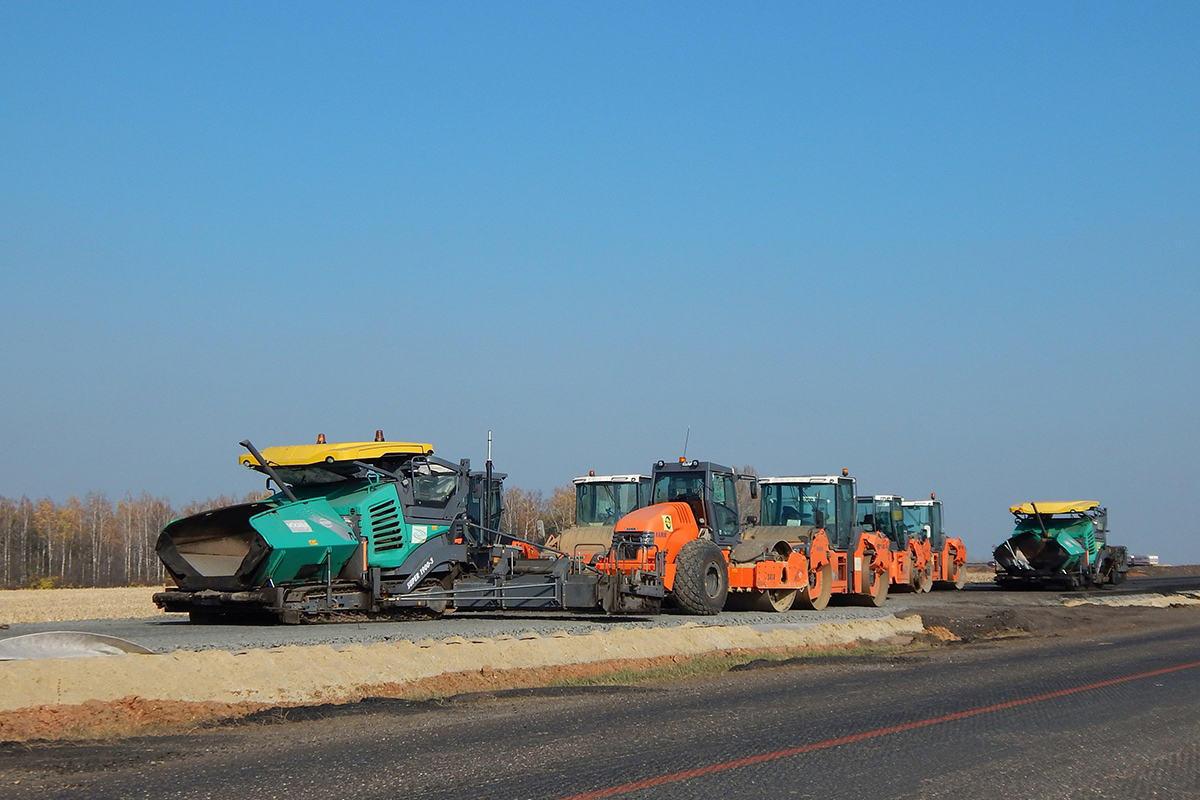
[672,539,729,615]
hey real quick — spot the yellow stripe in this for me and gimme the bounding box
[238,441,434,467]
[1009,501,1099,515]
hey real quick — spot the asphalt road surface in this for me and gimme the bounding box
[4,591,1200,799]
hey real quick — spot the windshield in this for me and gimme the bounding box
[412,473,458,507]
[859,498,906,545]
[761,483,834,527]
[651,474,705,505]
[903,505,930,537]
[576,482,644,526]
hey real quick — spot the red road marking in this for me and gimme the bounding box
[560,659,1200,799]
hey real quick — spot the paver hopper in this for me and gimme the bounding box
[993,501,1127,589]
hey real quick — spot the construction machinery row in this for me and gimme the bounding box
[154,434,969,624]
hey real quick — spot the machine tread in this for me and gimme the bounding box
[673,539,729,615]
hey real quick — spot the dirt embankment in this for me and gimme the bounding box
[0,613,924,742]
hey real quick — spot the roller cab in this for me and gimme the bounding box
[902,496,967,589]
[553,474,651,560]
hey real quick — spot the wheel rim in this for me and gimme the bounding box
[414,578,448,614]
[704,564,722,598]
[861,553,888,606]
[795,563,831,611]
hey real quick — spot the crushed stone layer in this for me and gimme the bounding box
[0,615,922,712]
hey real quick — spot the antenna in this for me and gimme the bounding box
[484,430,494,544]
[682,426,691,460]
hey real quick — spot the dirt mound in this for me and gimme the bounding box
[0,696,271,742]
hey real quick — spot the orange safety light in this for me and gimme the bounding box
[842,468,849,477]
[588,470,595,476]
[317,433,326,444]
[931,492,936,500]
[679,457,686,464]
[375,430,384,442]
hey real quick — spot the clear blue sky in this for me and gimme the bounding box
[2,2,1197,563]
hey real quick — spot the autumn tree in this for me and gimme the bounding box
[544,485,576,538]
[501,487,547,542]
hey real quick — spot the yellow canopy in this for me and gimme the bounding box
[1009,501,1100,515]
[238,441,434,468]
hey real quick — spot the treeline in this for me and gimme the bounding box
[0,485,581,590]
[0,492,260,590]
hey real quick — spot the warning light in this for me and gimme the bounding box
[588,470,595,477]
[679,457,686,464]
[931,493,936,500]
[841,468,849,477]
[375,430,384,442]
[317,433,326,444]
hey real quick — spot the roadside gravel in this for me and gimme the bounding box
[2,605,897,654]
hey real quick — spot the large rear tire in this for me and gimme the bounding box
[673,540,729,615]
[794,562,833,611]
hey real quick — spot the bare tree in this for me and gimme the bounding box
[544,485,576,538]
[501,487,547,542]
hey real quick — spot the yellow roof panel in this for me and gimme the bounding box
[1010,501,1100,515]
[238,441,434,468]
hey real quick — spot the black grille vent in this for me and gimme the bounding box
[368,497,405,551]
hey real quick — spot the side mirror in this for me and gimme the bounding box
[750,483,759,499]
